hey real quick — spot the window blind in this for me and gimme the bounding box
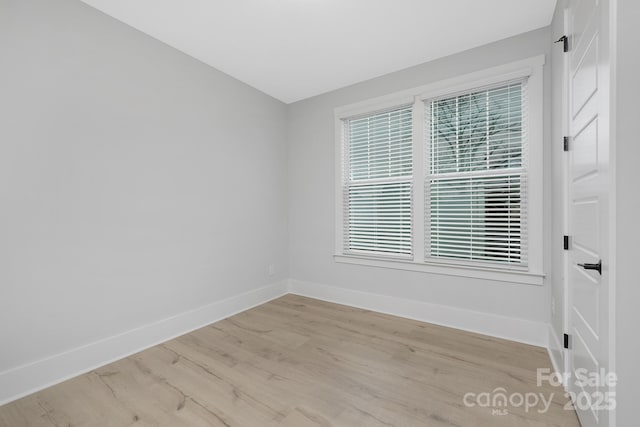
[427,80,527,266]
[344,106,413,256]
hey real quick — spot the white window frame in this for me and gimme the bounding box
[334,56,545,286]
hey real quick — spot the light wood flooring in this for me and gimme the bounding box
[0,295,579,426]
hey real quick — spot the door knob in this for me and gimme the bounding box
[578,260,602,275]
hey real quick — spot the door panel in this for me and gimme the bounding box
[572,198,599,257]
[572,260,599,337]
[572,0,597,48]
[572,119,598,183]
[573,328,600,415]
[571,36,598,116]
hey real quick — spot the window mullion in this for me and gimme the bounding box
[424,100,432,261]
[412,97,425,263]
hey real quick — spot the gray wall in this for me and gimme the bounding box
[0,0,288,373]
[287,28,552,323]
[613,0,640,424]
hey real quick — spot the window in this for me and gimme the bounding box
[335,57,544,285]
[344,107,413,257]
[428,81,526,266]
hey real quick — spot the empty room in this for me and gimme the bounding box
[1,0,638,426]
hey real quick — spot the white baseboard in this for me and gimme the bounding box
[288,279,548,347]
[0,281,288,406]
[547,324,566,381]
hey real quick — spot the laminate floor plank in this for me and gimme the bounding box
[0,295,580,427]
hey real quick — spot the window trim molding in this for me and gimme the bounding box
[334,254,544,286]
[334,56,546,286]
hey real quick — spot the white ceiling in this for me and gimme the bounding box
[81,0,556,103]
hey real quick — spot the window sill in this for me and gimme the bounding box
[334,254,545,286]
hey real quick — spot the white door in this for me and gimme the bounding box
[566,0,611,426]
